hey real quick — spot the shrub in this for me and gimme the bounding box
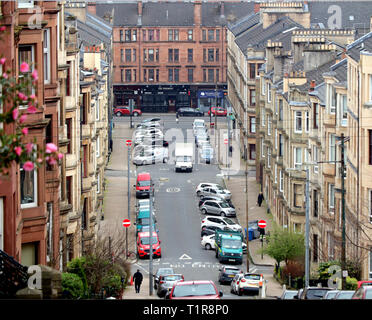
[66,257,89,297]
[346,277,358,291]
[61,273,84,299]
[282,260,305,280]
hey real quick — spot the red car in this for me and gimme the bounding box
[114,106,142,117]
[137,231,161,259]
[208,107,227,116]
[352,286,372,299]
[166,280,223,299]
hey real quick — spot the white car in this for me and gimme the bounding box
[132,147,169,165]
[134,130,164,140]
[201,234,216,250]
[196,183,225,194]
[196,184,231,200]
[231,273,266,296]
[193,119,206,133]
[201,216,242,232]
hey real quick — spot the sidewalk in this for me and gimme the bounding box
[122,275,160,300]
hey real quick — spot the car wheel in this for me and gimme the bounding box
[200,195,204,200]
[205,243,211,250]
[196,191,201,196]
[133,112,139,117]
[115,112,122,117]
[201,208,207,215]
[220,212,226,217]
[231,287,234,294]
[163,157,168,163]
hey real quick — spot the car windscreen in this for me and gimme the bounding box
[222,239,241,249]
[306,289,330,299]
[138,180,150,187]
[224,269,239,275]
[244,274,261,280]
[223,218,235,225]
[157,269,173,276]
[172,283,216,297]
[138,218,150,225]
[284,291,298,299]
[337,292,354,299]
[176,156,192,162]
[324,292,337,299]
[163,275,183,282]
[140,236,158,245]
[219,202,230,208]
[365,290,372,299]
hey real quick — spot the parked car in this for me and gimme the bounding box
[199,196,234,209]
[277,289,298,300]
[201,216,242,232]
[136,231,161,259]
[132,147,169,166]
[135,172,154,199]
[142,117,161,124]
[201,225,232,237]
[135,137,168,148]
[154,268,174,289]
[198,185,232,201]
[208,107,227,116]
[322,290,339,299]
[333,290,354,299]
[157,274,184,298]
[193,119,206,132]
[196,183,224,194]
[165,280,223,299]
[200,200,236,217]
[218,266,241,285]
[136,122,161,129]
[352,286,372,299]
[199,145,214,164]
[201,234,246,252]
[298,287,333,300]
[114,106,142,117]
[357,280,372,288]
[176,107,204,117]
[231,273,266,296]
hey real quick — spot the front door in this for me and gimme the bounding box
[168,97,176,112]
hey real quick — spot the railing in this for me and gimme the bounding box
[0,250,29,298]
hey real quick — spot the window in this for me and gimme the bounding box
[18,0,34,8]
[329,184,335,209]
[82,145,88,178]
[250,89,256,106]
[329,134,336,161]
[148,49,154,62]
[279,170,283,192]
[168,49,179,62]
[132,30,137,41]
[20,165,37,208]
[187,68,193,82]
[43,28,51,84]
[294,147,302,169]
[142,30,147,41]
[202,30,207,41]
[261,110,265,127]
[267,116,271,136]
[293,184,302,208]
[261,78,266,95]
[328,232,335,259]
[168,69,173,82]
[96,137,100,158]
[261,138,265,158]
[313,189,318,217]
[174,69,179,82]
[168,29,179,41]
[313,146,319,173]
[369,190,372,223]
[125,69,132,82]
[313,234,319,262]
[216,49,219,62]
[203,69,207,82]
[120,30,123,42]
[267,83,271,103]
[125,49,131,62]
[313,103,319,129]
[249,117,256,133]
[274,164,277,183]
[120,49,124,62]
[249,144,256,160]
[208,49,214,62]
[125,30,131,42]
[208,69,214,83]
[133,49,137,62]
[340,94,348,126]
[66,118,72,154]
[328,84,336,114]
[216,29,220,41]
[188,29,193,41]
[279,99,283,121]
[249,64,256,79]
[148,69,154,82]
[267,147,271,168]
[19,45,35,99]
[295,111,302,133]
[203,49,206,62]
[188,49,193,62]
[208,29,214,41]
[66,61,71,97]
[148,29,154,41]
[279,134,283,157]
[66,176,72,205]
[305,111,309,132]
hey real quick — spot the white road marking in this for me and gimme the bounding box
[179,254,192,260]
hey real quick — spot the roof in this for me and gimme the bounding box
[137,172,151,179]
[228,12,260,36]
[347,31,372,62]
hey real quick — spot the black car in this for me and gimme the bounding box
[201,225,232,237]
[296,287,333,300]
[218,266,241,285]
[177,107,204,117]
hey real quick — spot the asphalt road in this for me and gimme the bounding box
[115,114,272,299]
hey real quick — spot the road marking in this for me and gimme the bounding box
[179,254,192,260]
[166,187,181,193]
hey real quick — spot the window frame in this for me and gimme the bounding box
[294,111,302,133]
[43,28,51,84]
[20,165,38,209]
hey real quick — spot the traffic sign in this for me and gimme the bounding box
[224,138,228,145]
[258,219,267,228]
[126,139,132,147]
[122,219,131,228]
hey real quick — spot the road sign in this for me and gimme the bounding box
[126,139,132,146]
[122,219,131,228]
[258,219,267,228]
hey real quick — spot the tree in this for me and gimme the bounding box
[260,224,305,271]
[61,273,84,299]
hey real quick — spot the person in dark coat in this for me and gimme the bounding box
[133,269,143,293]
[257,192,264,207]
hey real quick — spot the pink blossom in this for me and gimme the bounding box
[29,94,36,100]
[48,157,57,165]
[45,143,58,154]
[2,73,8,79]
[22,127,29,136]
[26,143,33,154]
[20,62,29,73]
[18,92,28,101]
[31,69,38,81]
[19,114,27,124]
[12,108,19,120]
[27,104,37,114]
[0,26,5,32]
[0,58,5,65]
[14,146,22,156]
[57,153,64,160]
[37,158,43,164]
[23,161,34,171]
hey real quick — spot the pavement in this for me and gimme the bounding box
[102,114,284,300]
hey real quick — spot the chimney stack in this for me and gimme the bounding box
[309,80,316,92]
[137,0,143,26]
[194,0,202,27]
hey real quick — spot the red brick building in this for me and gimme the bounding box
[90,0,255,112]
[0,1,60,268]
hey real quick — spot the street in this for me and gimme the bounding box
[110,114,275,299]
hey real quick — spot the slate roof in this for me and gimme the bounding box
[347,31,372,62]
[95,1,255,27]
[234,16,303,54]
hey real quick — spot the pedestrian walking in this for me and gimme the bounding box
[176,112,179,124]
[133,269,143,293]
[257,192,264,207]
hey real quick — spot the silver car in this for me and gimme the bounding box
[198,185,231,200]
[200,200,236,217]
[132,147,168,165]
[157,274,184,297]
